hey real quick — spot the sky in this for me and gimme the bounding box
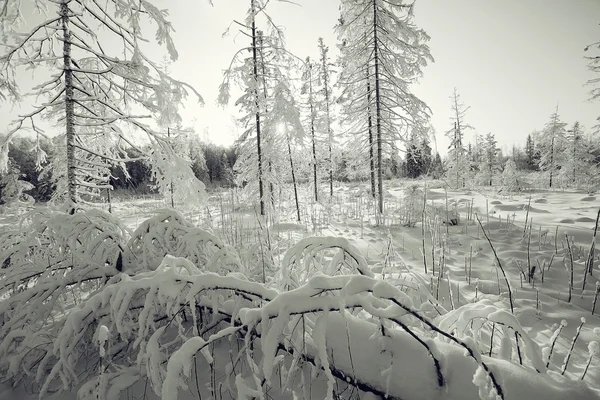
[155,0,600,154]
[2,0,599,156]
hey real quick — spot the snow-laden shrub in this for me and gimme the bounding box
[0,208,241,395]
[500,159,526,193]
[29,257,596,400]
[1,209,596,400]
[0,160,34,206]
[124,208,241,274]
[26,259,510,400]
[278,236,373,290]
[437,299,546,372]
[427,201,461,226]
[0,207,127,390]
[399,184,425,227]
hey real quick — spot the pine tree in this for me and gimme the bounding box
[269,81,304,221]
[430,152,444,179]
[405,129,432,178]
[476,132,499,186]
[538,106,568,188]
[0,0,203,210]
[525,133,537,170]
[559,122,593,187]
[585,38,600,131]
[501,158,523,192]
[0,158,33,205]
[336,0,432,213]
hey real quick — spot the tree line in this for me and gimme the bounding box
[421,90,600,190]
[0,133,236,204]
[1,0,600,214]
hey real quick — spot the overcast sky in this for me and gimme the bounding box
[154,0,599,154]
[3,0,599,156]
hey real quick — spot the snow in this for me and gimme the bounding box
[96,325,109,358]
[1,184,600,400]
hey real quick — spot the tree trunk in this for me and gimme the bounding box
[372,0,384,215]
[453,92,462,189]
[455,123,459,189]
[286,133,301,222]
[168,127,174,208]
[320,43,334,197]
[308,63,318,203]
[250,0,265,216]
[257,31,275,212]
[572,128,578,184]
[60,0,76,210]
[107,187,112,213]
[549,135,554,188]
[367,64,376,199]
[489,156,493,186]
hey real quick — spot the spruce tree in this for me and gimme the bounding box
[0,0,203,210]
[476,132,499,186]
[525,133,537,171]
[538,106,568,188]
[336,0,432,213]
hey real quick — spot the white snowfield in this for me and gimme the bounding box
[0,186,599,400]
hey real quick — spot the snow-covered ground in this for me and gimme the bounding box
[1,182,599,400]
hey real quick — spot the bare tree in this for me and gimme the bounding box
[318,38,335,197]
[444,88,473,189]
[301,56,320,202]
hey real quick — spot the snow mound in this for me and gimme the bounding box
[576,217,596,223]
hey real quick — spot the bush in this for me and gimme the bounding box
[0,208,596,400]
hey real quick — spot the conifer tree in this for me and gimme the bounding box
[301,57,320,202]
[336,0,432,213]
[427,152,443,179]
[270,81,304,221]
[0,0,203,210]
[538,106,568,188]
[405,129,432,178]
[559,122,593,187]
[317,38,336,197]
[525,133,538,171]
[0,158,33,204]
[501,158,523,192]
[476,132,499,186]
[585,37,600,131]
[219,0,290,216]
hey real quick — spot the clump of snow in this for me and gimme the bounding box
[96,325,110,358]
